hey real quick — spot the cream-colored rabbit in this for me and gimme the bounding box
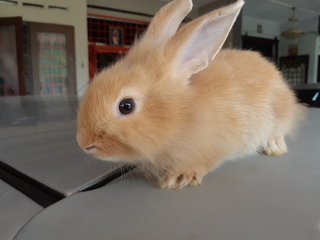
[77,0,305,189]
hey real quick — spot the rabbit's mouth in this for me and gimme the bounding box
[80,144,99,158]
[85,148,136,165]
[82,145,110,160]
[85,145,97,151]
[81,140,139,163]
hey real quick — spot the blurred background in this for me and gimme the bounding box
[0,3,319,239]
[0,0,319,97]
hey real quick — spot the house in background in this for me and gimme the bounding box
[242,0,320,86]
[0,0,319,97]
[0,0,88,96]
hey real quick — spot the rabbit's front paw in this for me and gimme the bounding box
[262,135,288,156]
[158,172,203,189]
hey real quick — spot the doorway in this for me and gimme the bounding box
[242,35,279,63]
[0,19,76,96]
[0,17,24,96]
[27,23,76,96]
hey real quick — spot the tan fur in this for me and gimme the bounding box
[77,0,305,189]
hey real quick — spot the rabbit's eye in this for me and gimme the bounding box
[119,98,135,115]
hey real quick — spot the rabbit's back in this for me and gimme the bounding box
[193,49,290,106]
[190,49,302,158]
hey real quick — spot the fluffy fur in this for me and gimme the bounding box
[77,0,305,189]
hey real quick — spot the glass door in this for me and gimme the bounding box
[0,17,24,96]
[28,23,76,96]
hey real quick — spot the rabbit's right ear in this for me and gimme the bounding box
[165,0,244,80]
[140,0,192,46]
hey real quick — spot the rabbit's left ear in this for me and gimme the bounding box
[165,0,244,79]
[140,0,193,46]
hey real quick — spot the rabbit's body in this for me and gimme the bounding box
[150,49,303,188]
[77,0,305,189]
[190,49,299,159]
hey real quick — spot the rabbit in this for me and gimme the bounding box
[77,0,305,189]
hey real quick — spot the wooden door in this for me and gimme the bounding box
[0,17,25,96]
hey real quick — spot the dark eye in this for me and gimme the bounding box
[119,98,135,115]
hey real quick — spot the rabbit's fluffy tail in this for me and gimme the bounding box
[261,95,306,156]
[273,88,307,139]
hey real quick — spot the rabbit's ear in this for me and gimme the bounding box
[166,0,244,78]
[141,0,192,46]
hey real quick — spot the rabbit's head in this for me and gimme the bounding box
[77,0,244,163]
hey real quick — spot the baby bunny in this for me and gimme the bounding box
[77,0,305,189]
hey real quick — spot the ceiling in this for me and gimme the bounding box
[159,0,320,23]
[159,0,217,7]
[243,0,320,23]
[89,0,320,24]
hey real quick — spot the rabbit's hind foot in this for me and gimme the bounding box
[261,135,288,156]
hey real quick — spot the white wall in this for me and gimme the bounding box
[298,34,317,84]
[298,16,319,33]
[242,15,280,39]
[279,19,319,84]
[242,14,319,84]
[313,35,320,83]
[0,0,89,96]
